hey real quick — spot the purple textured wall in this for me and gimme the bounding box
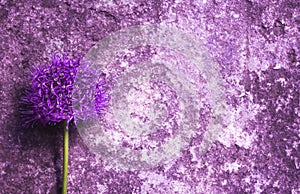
[0,0,299,193]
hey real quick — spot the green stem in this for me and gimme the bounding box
[62,120,68,194]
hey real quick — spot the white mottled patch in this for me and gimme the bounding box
[250,173,271,194]
[244,176,251,183]
[216,102,259,149]
[292,188,300,194]
[231,11,240,19]
[139,171,193,194]
[171,180,193,193]
[223,161,241,173]
[221,179,227,185]
[218,123,255,149]
[120,61,128,67]
[175,0,183,3]
[96,183,107,193]
[139,171,167,184]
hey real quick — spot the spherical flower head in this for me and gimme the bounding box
[20,55,81,127]
[20,56,109,130]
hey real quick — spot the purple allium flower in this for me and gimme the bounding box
[20,55,108,128]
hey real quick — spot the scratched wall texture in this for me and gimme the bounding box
[0,0,299,193]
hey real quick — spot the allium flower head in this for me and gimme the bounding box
[20,55,109,128]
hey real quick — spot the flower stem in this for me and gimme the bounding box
[62,120,68,194]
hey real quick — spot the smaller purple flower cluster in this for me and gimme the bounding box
[95,78,110,117]
[20,55,108,128]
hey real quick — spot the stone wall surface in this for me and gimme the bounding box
[0,0,299,193]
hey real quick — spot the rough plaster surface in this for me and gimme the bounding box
[0,0,299,193]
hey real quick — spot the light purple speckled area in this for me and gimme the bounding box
[0,0,299,194]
